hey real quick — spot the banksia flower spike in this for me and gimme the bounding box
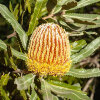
[26,23,71,76]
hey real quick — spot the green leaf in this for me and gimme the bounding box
[0,87,10,100]
[9,57,18,70]
[40,1,48,17]
[0,4,28,50]
[0,39,27,61]
[71,40,87,54]
[73,22,100,30]
[27,0,48,35]
[53,0,77,14]
[71,37,100,63]
[9,1,13,13]
[66,68,100,78]
[0,73,10,86]
[25,0,31,13]
[11,48,27,60]
[30,83,37,100]
[41,79,59,100]
[63,13,100,21]
[70,0,100,10]
[14,74,35,90]
[0,74,10,100]
[20,3,23,16]
[13,4,19,20]
[30,89,37,100]
[48,80,81,91]
[63,13,100,25]
[0,39,7,50]
[20,90,27,100]
[48,80,90,100]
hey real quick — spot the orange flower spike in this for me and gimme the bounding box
[26,23,71,76]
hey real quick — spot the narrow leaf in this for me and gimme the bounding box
[66,68,100,78]
[11,48,27,60]
[63,13,100,25]
[72,37,100,63]
[0,74,10,100]
[48,80,90,100]
[71,40,87,54]
[13,4,19,20]
[20,90,27,100]
[70,0,100,10]
[0,39,27,60]
[0,73,9,86]
[0,4,28,50]
[0,87,10,100]
[30,89,37,100]
[63,13,100,21]
[25,0,31,13]
[41,79,59,100]
[30,83,37,100]
[48,80,81,91]
[73,22,100,30]
[9,1,13,13]
[27,0,48,35]
[20,3,23,16]
[0,39,7,50]
[53,0,77,14]
[14,74,35,90]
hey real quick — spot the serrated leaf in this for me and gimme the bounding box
[66,68,100,78]
[63,13,100,25]
[27,0,48,35]
[25,0,31,13]
[0,39,27,60]
[48,80,81,91]
[40,1,48,17]
[71,40,87,54]
[14,74,35,90]
[62,0,77,10]
[0,39,7,50]
[11,48,27,60]
[86,24,100,29]
[9,1,13,13]
[30,83,37,100]
[59,20,75,31]
[20,3,23,15]
[13,4,19,20]
[53,0,77,14]
[73,22,100,30]
[0,4,28,50]
[20,90,27,100]
[48,80,90,100]
[41,79,59,100]
[0,74,10,100]
[70,0,100,10]
[71,37,100,63]
[63,13,100,21]
[9,57,18,70]
[30,89,37,100]
[0,87,10,100]
[0,73,9,86]
[59,19,89,31]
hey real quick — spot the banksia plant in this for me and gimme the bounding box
[27,23,71,76]
[1,0,100,100]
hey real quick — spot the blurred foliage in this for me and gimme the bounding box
[0,0,100,100]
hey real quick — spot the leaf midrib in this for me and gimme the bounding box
[16,75,35,86]
[49,84,87,100]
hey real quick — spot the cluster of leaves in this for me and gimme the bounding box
[0,0,100,100]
